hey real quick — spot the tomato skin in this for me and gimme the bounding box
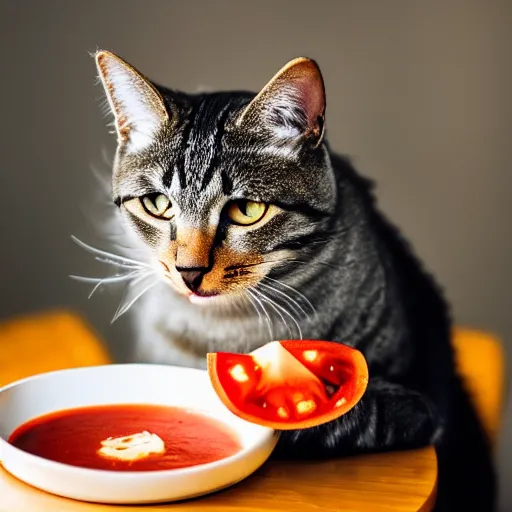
[207,340,369,431]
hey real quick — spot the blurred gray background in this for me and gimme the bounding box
[1,0,510,508]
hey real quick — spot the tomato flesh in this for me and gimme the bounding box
[207,340,368,430]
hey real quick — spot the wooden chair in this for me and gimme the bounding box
[452,327,506,446]
[0,310,110,387]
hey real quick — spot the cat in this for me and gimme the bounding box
[82,50,496,511]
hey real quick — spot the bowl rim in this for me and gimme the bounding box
[0,363,279,479]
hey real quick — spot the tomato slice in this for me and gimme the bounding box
[207,340,368,430]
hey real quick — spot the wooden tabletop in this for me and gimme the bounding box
[1,446,437,512]
[0,311,438,511]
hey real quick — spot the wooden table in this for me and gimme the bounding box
[0,447,437,512]
[0,311,438,511]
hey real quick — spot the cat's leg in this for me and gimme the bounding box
[274,377,440,457]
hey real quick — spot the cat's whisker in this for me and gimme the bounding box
[111,275,159,324]
[257,283,303,322]
[258,280,310,320]
[69,272,139,284]
[240,291,258,316]
[70,270,144,299]
[94,256,146,270]
[262,276,317,318]
[244,291,263,324]
[71,235,151,269]
[247,289,273,340]
[251,288,292,338]
[253,288,302,340]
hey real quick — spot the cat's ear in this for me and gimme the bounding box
[95,50,169,152]
[237,57,326,147]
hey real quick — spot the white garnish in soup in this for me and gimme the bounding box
[97,431,165,462]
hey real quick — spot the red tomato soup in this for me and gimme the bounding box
[8,404,242,471]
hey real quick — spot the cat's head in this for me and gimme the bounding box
[95,50,336,306]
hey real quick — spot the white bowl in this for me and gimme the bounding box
[0,364,279,504]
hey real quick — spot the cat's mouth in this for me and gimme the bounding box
[162,273,222,304]
[188,292,219,304]
[172,279,247,307]
[191,290,219,298]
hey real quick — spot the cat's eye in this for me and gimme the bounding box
[226,200,268,226]
[140,194,174,219]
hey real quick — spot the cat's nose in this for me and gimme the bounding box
[176,267,207,292]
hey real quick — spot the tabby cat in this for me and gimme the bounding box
[80,50,496,510]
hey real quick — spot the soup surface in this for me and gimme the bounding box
[8,404,242,471]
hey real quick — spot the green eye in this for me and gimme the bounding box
[141,194,174,219]
[227,200,267,226]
